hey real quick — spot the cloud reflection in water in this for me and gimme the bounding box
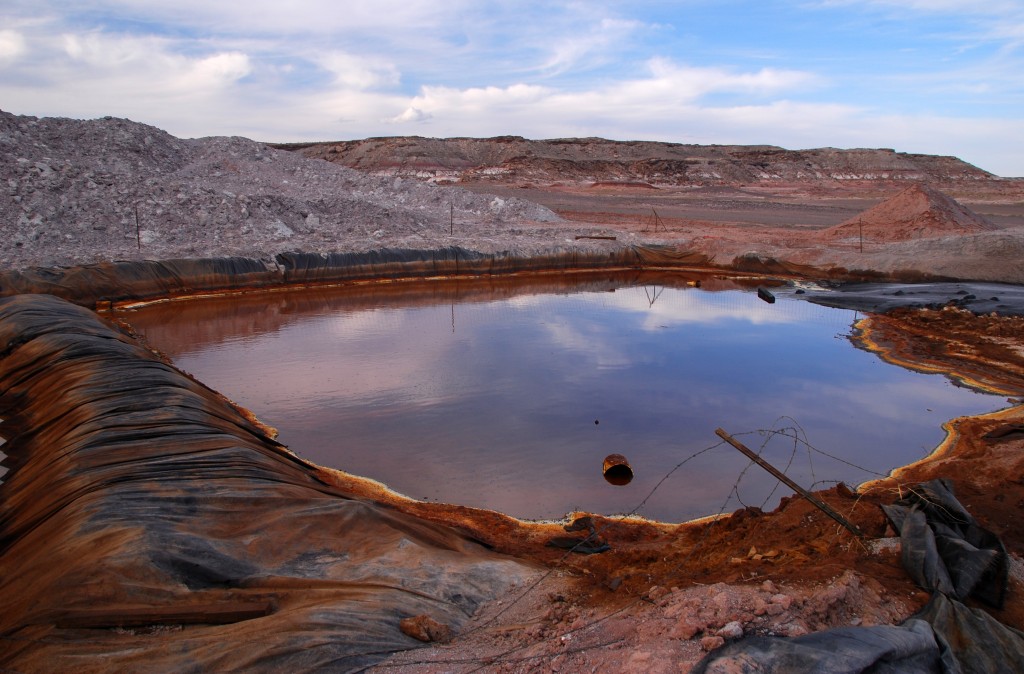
[128,281,1003,523]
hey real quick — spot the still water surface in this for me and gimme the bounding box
[125,274,1004,522]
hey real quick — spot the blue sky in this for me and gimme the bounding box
[2,1,1022,176]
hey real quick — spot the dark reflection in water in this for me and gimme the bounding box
[125,272,1003,522]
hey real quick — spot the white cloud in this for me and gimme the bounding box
[177,52,251,91]
[315,52,400,90]
[0,29,27,63]
[408,82,551,116]
[57,31,249,93]
[538,17,645,75]
[39,0,474,37]
[62,31,156,66]
[385,60,819,134]
[612,58,821,104]
[386,106,431,123]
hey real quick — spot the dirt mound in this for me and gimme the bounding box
[823,184,999,242]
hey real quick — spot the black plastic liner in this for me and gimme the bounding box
[0,246,717,308]
[801,281,1024,317]
[0,293,534,672]
[693,619,943,673]
[882,478,1008,609]
[0,257,282,305]
[276,245,713,284]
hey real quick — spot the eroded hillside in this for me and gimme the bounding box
[279,136,1006,188]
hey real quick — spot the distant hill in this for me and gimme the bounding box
[275,136,1001,187]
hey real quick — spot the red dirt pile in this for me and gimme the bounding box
[824,184,998,242]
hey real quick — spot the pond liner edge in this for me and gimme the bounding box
[0,244,882,309]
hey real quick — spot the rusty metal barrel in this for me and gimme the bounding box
[602,454,633,486]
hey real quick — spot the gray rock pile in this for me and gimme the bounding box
[1,110,559,270]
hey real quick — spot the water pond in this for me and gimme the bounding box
[124,272,1005,523]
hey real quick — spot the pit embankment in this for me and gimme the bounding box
[2,254,1023,671]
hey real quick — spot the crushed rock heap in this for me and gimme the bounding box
[824,184,999,242]
[0,110,558,271]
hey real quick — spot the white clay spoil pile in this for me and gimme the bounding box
[0,110,580,271]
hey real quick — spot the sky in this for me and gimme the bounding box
[1,1,1022,176]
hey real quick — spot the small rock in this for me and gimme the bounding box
[717,621,744,639]
[399,615,452,643]
[648,585,669,601]
[701,635,726,651]
[781,622,809,637]
[625,650,652,667]
[672,619,703,640]
[712,591,732,612]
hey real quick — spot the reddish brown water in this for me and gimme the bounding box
[123,272,1005,522]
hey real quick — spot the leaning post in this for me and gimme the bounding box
[715,428,865,538]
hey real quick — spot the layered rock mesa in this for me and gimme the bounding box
[278,136,1002,186]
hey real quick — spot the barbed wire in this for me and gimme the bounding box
[364,420,890,671]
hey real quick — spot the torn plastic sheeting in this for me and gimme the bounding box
[918,592,1024,674]
[730,252,824,278]
[692,619,943,674]
[693,594,1024,674]
[695,480,1024,673]
[882,478,1007,608]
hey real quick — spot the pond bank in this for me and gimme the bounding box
[1,259,1023,672]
